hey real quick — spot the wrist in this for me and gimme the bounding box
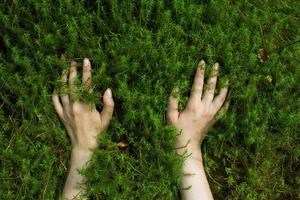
[176,138,201,152]
[70,146,94,164]
[73,141,97,152]
[72,144,93,152]
[176,142,203,162]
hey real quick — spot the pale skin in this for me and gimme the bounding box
[167,60,229,200]
[53,57,228,199]
[52,57,115,200]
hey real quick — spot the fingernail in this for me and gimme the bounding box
[105,88,112,98]
[198,60,205,69]
[213,63,219,70]
[173,87,179,93]
[83,58,91,67]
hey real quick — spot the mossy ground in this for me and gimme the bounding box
[0,0,299,199]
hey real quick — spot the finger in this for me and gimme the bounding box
[213,82,229,110]
[60,54,68,87]
[223,100,230,110]
[69,61,77,100]
[61,67,68,86]
[101,88,115,130]
[82,58,92,93]
[203,62,219,102]
[69,61,77,86]
[60,53,66,61]
[60,92,69,107]
[215,100,230,121]
[189,60,205,102]
[60,69,69,107]
[52,91,64,119]
[167,87,180,124]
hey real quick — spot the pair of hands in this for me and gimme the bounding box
[53,57,229,200]
[52,58,229,154]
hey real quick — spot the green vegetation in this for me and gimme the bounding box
[0,0,299,199]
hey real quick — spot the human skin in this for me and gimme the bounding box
[52,57,115,200]
[167,60,229,200]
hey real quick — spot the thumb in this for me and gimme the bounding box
[167,87,180,124]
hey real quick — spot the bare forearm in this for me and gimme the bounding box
[178,144,214,200]
[167,60,229,200]
[53,57,115,200]
[62,147,93,200]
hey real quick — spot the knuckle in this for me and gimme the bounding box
[202,111,214,119]
[106,101,115,108]
[167,113,176,122]
[110,101,115,107]
[70,66,76,73]
[105,104,114,111]
[187,103,197,113]
[193,86,202,93]
[72,105,82,115]
[194,77,202,85]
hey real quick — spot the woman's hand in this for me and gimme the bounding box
[167,60,230,200]
[52,57,115,199]
[167,60,229,155]
[52,57,115,152]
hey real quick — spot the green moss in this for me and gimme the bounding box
[0,0,299,199]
